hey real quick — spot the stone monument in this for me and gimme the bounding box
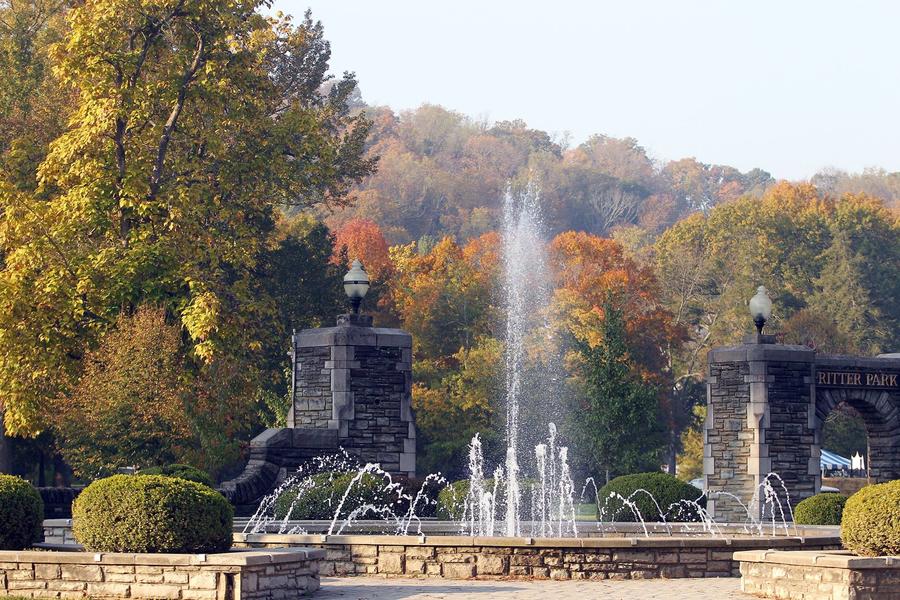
[220,261,416,514]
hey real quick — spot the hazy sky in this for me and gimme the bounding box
[272,0,900,180]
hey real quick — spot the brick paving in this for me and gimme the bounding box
[316,576,752,599]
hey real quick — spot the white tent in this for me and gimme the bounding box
[820,449,851,471]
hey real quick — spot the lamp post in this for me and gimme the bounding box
[748,286,773,334]
[343,259,370,315]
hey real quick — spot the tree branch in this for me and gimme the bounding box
[147,28,205,202]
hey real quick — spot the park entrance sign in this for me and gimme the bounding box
[704,336,900,522]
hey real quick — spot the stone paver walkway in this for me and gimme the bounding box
[317,577,752,599]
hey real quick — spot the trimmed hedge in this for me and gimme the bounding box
[841,480,900,556]
[72,475,233,553]
[794,493,847,525]
[141,464,214,487]
[274,472,390,520]
[0,475,44,550]
[597,472,705,522]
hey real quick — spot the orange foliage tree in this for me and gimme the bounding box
[388,233,500,360]
[549,232,682,376]
[388,233,502,478]
[332,218,393,279]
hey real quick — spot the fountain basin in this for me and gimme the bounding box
[42,519,841,580]
[232,526,840,580]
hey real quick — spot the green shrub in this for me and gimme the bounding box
[597,472,705,522]
[794,493,847,525]
[274,472,391,520]
[73,475,233,553]
[0,475,44,549]
[841,480,900,556]
[436,478,537,521]
[141,464,213,487]
[437,480,470,520]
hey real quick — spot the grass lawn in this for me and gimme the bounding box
[575,502,598,520]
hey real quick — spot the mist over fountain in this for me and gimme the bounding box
[500,180,565,535]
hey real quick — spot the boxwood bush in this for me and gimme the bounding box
[72,475,232,553]
[841,480,900,556]
[596,472,705,522]
[274,472,391,520]
[0,474,44,549]
[141,464,213,487]
[794,492,847,525]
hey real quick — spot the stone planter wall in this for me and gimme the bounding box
[43,519,77,546]
[0,548,322,599]
[234,533,841,581]
[736,550,900,600]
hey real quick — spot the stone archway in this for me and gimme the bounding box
[704,339,900,522]
[815,384,900,483]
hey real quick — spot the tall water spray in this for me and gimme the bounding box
[501,181,558,535]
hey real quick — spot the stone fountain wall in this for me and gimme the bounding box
[233,532,841,581]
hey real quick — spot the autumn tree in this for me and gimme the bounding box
[54,306,193,477]
[412,337,502,479]
[0,0,69,190]
[388,233,503,476]
[781,308,853,354]
[388,233,500,360]
[332,218,392,278]
[0,3,375,443]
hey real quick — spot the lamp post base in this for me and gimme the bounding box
[337,313,374,327]
[743,333,777,345]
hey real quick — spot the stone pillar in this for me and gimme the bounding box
[289,313,416,476]
[220,313,417,513]
[705,336,815,522]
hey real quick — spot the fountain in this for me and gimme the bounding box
[224,181,842,580]
[500,181,565,536]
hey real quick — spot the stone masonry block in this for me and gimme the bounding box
[131,583,182,599]
[378,553,405,574]
[400,452,415,473]
[443,563,476,579]
[61,565,102,582]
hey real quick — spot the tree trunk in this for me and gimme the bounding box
[0,418,11,474]
[666,432,678,476]
[38,450,46,487]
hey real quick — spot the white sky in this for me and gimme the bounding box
[271,0,900,180]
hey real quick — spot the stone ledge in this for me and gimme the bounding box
[234,532,841,550]
[737,550,900,600]
[0,548,324,567]
[735,549,900,569]
[0,549,322,599]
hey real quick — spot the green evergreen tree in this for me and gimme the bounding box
[570,298,665,478]
[812,233,887,355]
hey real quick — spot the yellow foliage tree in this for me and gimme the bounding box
[0,3,375,439]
